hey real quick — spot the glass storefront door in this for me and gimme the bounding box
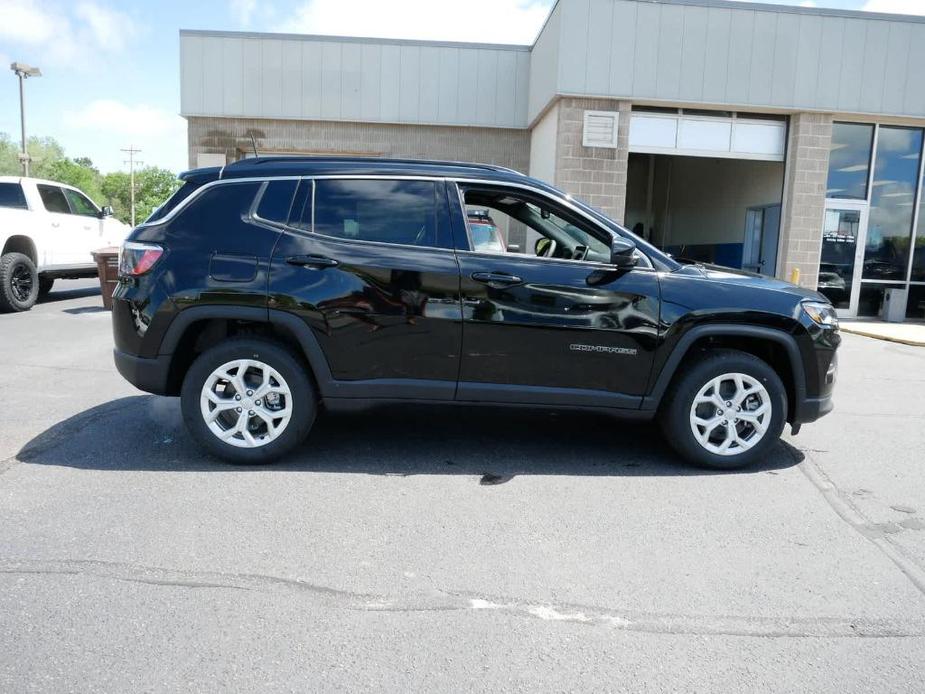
[819,201,868,316]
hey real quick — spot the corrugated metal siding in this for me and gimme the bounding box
[180,32,530,128]
[550,0,925,120]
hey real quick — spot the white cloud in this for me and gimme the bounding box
[0,0,137,67]
[276,0,552,45]
[230,0,258,26]
[65,100,185,138]
[861,0,925,15]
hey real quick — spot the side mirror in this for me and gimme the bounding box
[100,205,114,218]
[610,237,638,269]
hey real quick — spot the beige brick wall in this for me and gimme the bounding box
[186,117,530,174]
[777,113,833,289]
[552,98,631,223]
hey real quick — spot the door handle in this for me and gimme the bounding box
[286,254,339,268]
[471,271,523,287]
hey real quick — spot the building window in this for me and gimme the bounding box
[863,126,923,282]
[826,122,874,200]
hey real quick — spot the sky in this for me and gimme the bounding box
[1,0,923,175]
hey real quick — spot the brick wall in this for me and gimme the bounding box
[552,98,632,223]
[186,117,530,174]
[777,113,833,289]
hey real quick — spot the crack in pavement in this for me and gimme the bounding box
[1,558,924,639]
[795,448,925,597]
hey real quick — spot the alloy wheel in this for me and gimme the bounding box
[199,359,293,449]
[10,263,34,303]
[689,372,771,456]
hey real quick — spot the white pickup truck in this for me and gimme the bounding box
[0,176,131,312]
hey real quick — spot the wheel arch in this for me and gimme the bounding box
[1,235,38,265]
[644,324,807,423]
[157,306,334,397]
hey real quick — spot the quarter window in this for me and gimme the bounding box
[0,182,27,209]
[37,185,70,214]
[254,180,298,225]
[312,179,442,248]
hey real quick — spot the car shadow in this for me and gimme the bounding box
[16,395,804,478]
[38,285,101,304]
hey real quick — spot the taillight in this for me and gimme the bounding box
[119,241,164,276]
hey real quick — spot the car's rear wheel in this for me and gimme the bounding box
[659,349,787,470]
[180,338,317,463]
[0,252,39,313]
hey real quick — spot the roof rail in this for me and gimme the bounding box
[224,155,525,175]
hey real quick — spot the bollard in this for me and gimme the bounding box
[789,267,801,286]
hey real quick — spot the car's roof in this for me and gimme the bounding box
[0,175,86,192]
[216,156,530,183]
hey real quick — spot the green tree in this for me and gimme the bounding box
[101,167,181,225]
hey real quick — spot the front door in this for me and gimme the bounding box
[817,200,869,317]
[451,182,660,408]
[269,177,462,400]
[36,184,88,266]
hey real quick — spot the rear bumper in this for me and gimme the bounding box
[113,349,172,395]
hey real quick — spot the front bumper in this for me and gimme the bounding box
[113,348,172,395]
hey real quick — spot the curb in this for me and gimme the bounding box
[839,327,925,347]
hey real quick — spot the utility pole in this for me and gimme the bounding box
[10,62,42,177]
[121,146,143,226]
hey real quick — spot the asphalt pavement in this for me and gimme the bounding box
[1,279,924,692]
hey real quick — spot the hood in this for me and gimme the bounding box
[674,263,829,302]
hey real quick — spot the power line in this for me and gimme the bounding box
[121,146,143,227]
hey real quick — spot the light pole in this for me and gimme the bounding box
[10,62,42,177]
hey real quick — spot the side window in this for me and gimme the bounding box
[37,185,70,214]
[0,183,28,210]
[254,180,298,225]
[171,181,262,232]
[313,179,442,248]
[288,180,312,231]
[64,189,99,217]
[460,186,611,264]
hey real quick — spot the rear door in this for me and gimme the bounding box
[450,182,660,408]
[269,176,462,400]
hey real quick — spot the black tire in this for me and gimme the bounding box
[38,276,54,300]
[0,252,39,313]
[180,337,317,463]
[658,349,787,470]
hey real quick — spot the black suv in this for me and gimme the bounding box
[112,157,839,469]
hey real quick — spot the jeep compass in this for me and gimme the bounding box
[111,157,839,469]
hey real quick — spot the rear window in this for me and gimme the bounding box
[0,182,27,210]
[312,179,441,248]
[37,185,70,214]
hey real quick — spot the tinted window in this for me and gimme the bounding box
[863,126,923,281]
[0,183,27,209]
[313,179,439,247]
[38,185,70,214]
[289,180,312,230]
[255,180,297,224]
[64,188,98,217]
[173,182,262,230]
[826,123,874,200]
[146,180,202,223]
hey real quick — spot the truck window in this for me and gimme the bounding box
[0,182,27,210]
[37,185,70,214]
[64,189,99,217]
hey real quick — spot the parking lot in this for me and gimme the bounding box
[1,279,924,692]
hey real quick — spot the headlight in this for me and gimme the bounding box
[803,300,838,328]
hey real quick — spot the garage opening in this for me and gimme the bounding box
[623,108,787,275]
[625,153,785,274]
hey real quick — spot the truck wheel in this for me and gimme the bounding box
[659,349,787,470]
[38,277,54,300]
[0,252,39,312]
[180,337,317,464]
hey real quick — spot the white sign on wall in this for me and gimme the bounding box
[628,113,786,161]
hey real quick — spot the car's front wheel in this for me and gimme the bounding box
[180,338,317,463]
[0,252,39,312]
[659,349,787,470]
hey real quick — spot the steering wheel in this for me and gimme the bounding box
[535,238,557,258]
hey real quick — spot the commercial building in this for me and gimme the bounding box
[180,0,925,320]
